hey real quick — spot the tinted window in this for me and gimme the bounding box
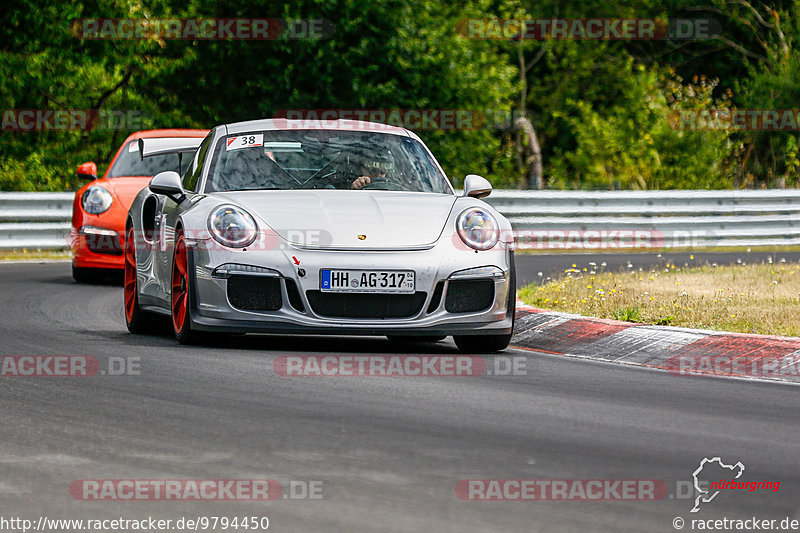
[107,141,192,178]
[205,131,451,194]
[183,134,212,191]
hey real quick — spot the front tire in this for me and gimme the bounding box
[171,230,201,344]
[124,226,158,333]
[453,333,512,353]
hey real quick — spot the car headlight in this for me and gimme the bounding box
[208,205,258,248]
[456,207,499,251]
[81,186,113,215]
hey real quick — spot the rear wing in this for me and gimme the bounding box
[138,137,204,159]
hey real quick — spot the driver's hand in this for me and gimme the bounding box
[351,176,371,190]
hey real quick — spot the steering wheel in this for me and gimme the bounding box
[308,170,339,189]
[360,176,412,192]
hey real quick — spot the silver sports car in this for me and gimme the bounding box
[124,119,515,352]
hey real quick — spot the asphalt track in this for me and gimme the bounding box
[1,262,798,532]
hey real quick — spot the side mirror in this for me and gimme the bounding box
[76,162,97,180]
[463,174,492,199]
[149,171,185,203]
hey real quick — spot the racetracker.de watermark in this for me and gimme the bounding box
[70,18,334,40]
[2,109,147,131]
[455,479,669,501]
[2,516,271,533]
[669,109,800,131]
[100,228,704,255]
[1,356,141,377]
[84,227,731,255]
[666,354,800,379]
[457,18,720,40]
[69,479,326,501]
[274,355,528,377]
[512,229,665,250]
[274,109,529,131]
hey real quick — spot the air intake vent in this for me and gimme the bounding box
[306,291,427,319]
[85,233,122,255]
[445,279,494,313]
[227,276,282,311]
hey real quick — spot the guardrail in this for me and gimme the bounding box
[483,189,800,249]
[2,189,800,250]
[0,192,74,250]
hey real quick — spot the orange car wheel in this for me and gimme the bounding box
[124,225,158,333]
[170,231,201,344]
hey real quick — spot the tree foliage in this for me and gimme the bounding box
[1,0,799,191]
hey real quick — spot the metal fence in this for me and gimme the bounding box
[0,192,73,249]
[2,189,800,250]
[484,189,800,249]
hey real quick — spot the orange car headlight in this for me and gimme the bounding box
[81,186,113,215]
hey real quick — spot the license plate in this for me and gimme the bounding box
[320,269,415,293]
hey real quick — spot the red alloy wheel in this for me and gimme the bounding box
[171,233,189,334]
[124,226,137,323]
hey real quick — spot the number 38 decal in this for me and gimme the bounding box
[226,134,264,151]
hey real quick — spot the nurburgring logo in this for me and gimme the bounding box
[690,457,780,513]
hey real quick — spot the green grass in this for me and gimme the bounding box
[518,260,800,337]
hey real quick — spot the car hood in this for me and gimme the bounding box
[95,176,152,212]
[217,190,458,249]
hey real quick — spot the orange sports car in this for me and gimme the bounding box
[71,129,209,282]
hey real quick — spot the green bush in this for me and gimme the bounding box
[547,64,737,190]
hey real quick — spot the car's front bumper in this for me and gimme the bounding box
[184,237,513,336]
[70,227,125,269]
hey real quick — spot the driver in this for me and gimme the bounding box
[351,158,389,190]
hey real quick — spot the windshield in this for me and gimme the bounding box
[107,141,192,178]
[204,130,451,194]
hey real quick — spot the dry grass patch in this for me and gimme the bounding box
[0,249,70,261]
[518,258,800,337]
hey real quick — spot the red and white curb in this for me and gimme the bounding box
[513,300,800,384]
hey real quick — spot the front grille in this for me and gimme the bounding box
[85,233,122,255]
[445,279,494,313]
[227,276,282,311]
[306,291,427,319]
